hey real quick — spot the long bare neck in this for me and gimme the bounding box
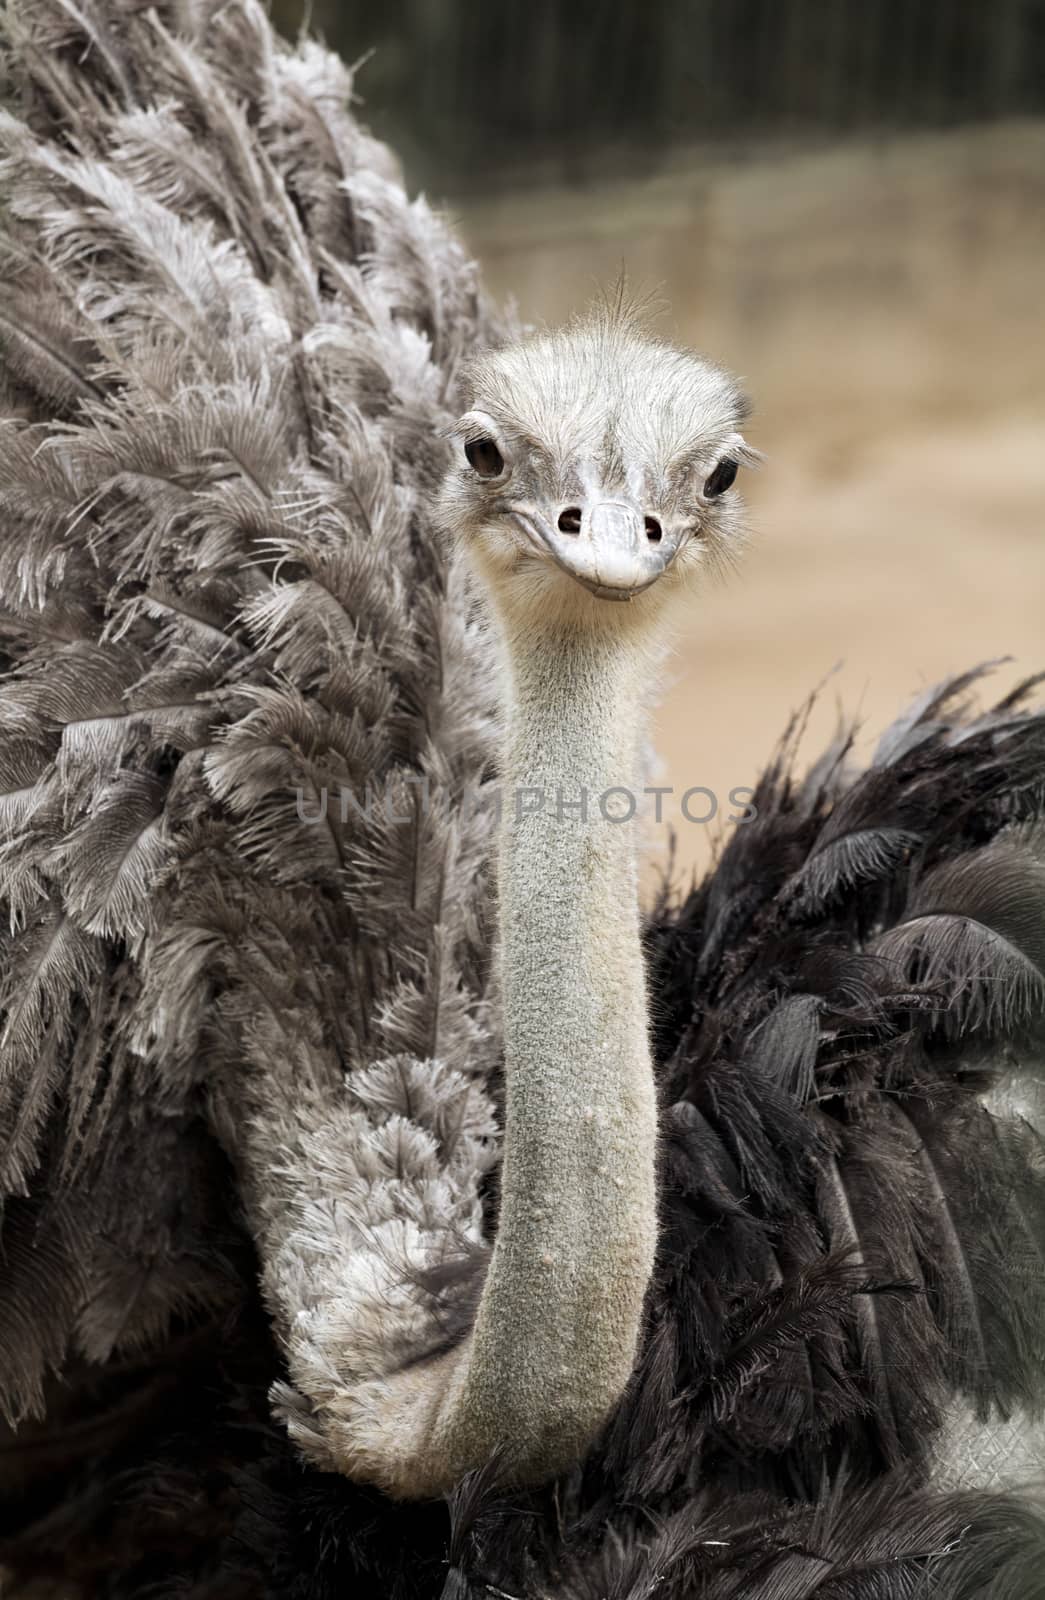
[417,619,659,1483]
[482,626,659,1428]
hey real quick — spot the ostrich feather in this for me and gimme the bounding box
[873,830,1045,1039]
[0,903,105,1192]
[784,825,922,917]
[0,1194,87,1424]
[813,1129,945,1469]
[0,285,107,414]
[871,660,1011,766]
[47,771,173,942]
[899,1097,1045,1417]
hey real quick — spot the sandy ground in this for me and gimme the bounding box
[453,122,1045,889]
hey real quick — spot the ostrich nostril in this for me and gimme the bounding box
[644,517,663,544]
[557,507,582,535]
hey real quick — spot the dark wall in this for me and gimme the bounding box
[273,0,1045,191]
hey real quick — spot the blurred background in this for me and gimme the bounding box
[277,1,1045,881]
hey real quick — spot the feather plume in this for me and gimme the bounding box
[873,829,1045,1039]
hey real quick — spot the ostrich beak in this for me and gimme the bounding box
[509,501,682,601]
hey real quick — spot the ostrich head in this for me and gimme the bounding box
[440,306,756,631]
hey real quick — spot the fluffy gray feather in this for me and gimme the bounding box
[0,0,503,1445]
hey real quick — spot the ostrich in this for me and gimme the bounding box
[0,1,1043,1595]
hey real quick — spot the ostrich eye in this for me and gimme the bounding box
[464,436,505,479]
[704,458,738,498]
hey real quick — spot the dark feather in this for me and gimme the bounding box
[873,831,1045,1039]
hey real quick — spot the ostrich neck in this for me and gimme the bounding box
[427,619,660,1483]
[323,618,661,1498]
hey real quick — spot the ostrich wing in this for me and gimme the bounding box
[0,0,501,1474]
[644,674,1045,1500]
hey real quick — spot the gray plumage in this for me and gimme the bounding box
[1,0,505,1455]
